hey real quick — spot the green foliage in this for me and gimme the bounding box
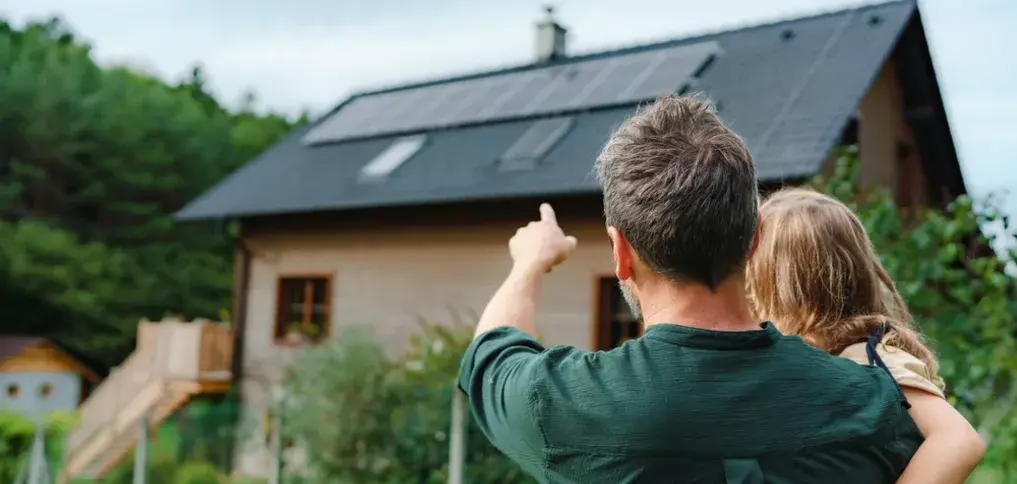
[171,397,241,471]
[101,451,236,484]
[813,147,1017,481]
[283,319,532,483]
[173,461,224,484]
[101,452,193,484]
[224,478,267,484]
[0,17,300,366]
[0,219,142,356]
[0,410,75,482]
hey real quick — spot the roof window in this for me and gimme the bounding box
[360,135,427,181]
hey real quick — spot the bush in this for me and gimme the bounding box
[283,320,530,483]
[225,477,267,484]
[0,410,75,482]
[101,452,228,484]
[174,461,224,484]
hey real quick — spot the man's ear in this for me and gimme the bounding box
[607,226,634,280]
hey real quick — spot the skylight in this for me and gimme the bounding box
[360,135,427,180]
[499,117,574,171]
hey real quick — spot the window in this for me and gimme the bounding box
[275,276,332,345]
[6,383,19,398]
[839,117,859,146]
[39,382,53,398]
[594,277,642,350]
[498,117,574,171]
[360,135,427,180]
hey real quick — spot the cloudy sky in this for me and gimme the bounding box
[2,0,1014,211]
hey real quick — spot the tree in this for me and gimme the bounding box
[814,147,1017,481]
[0,16,301,366]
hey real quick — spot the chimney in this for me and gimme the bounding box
[535,6,567,62]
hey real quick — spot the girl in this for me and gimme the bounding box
[746,188,986,484]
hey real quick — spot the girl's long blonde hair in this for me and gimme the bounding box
[746,188,939,377]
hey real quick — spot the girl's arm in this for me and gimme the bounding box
[897,388,986,484]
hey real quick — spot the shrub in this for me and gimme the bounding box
[0,410,75,482]
[174,461,224,484]
[283,321,530,483]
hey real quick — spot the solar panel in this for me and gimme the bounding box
[304,40,720,145]
[617,50,670,101]
[499,117,574,171]
[577,56,642,107]
[388,83,460,133]
[431,76,506,126]
[495,71,557,119]
[530,63,604,112]
[359,135,427,180]
[626,43,718,100]
[357,89,431,138]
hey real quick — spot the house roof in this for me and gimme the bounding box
[0,336,42,361]
[0,335,102,382]
[178,0,936,221]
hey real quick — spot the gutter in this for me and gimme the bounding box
[231,229,252,386]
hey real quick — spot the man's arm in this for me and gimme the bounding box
[473,203,577,339]
[473,264,544,338]
[458,203,578,474]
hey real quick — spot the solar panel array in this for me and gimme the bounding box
[304,40,720,145]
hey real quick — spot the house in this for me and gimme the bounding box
[171,0,965,475]
[0,336,100,418]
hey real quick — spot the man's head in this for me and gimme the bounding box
[595,94,758,317]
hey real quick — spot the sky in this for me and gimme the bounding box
[2,0,1015,213]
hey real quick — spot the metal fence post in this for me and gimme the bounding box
[15,419,51,484]
[133,412,149,484]
[269,385,284,484]
[448,388,467,484]
[28,419,50,484]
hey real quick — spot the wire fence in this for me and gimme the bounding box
[4,390,471,484]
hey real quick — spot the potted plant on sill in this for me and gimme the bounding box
[284,322,320,346]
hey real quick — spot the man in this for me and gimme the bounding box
[457,94,922,483]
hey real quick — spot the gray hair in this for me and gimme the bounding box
[595,93,758,290]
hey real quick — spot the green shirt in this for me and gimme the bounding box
[458,322,922,483]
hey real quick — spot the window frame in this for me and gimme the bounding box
[359,135,427,181]
[273,273,335,346]
[592,275,642,351]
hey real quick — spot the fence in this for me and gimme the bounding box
[1,390,471,484]
[5,375,1010,483]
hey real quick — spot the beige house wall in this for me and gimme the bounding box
[818,61,930,206]
[234,220,615,474]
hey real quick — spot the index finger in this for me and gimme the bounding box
[539,203,557,224]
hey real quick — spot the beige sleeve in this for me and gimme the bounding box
[839,343,946,399]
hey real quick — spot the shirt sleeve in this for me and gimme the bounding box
[457,327,548,473]
[839,343,946,398]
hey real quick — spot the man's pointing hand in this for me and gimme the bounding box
[509,203,578,273]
